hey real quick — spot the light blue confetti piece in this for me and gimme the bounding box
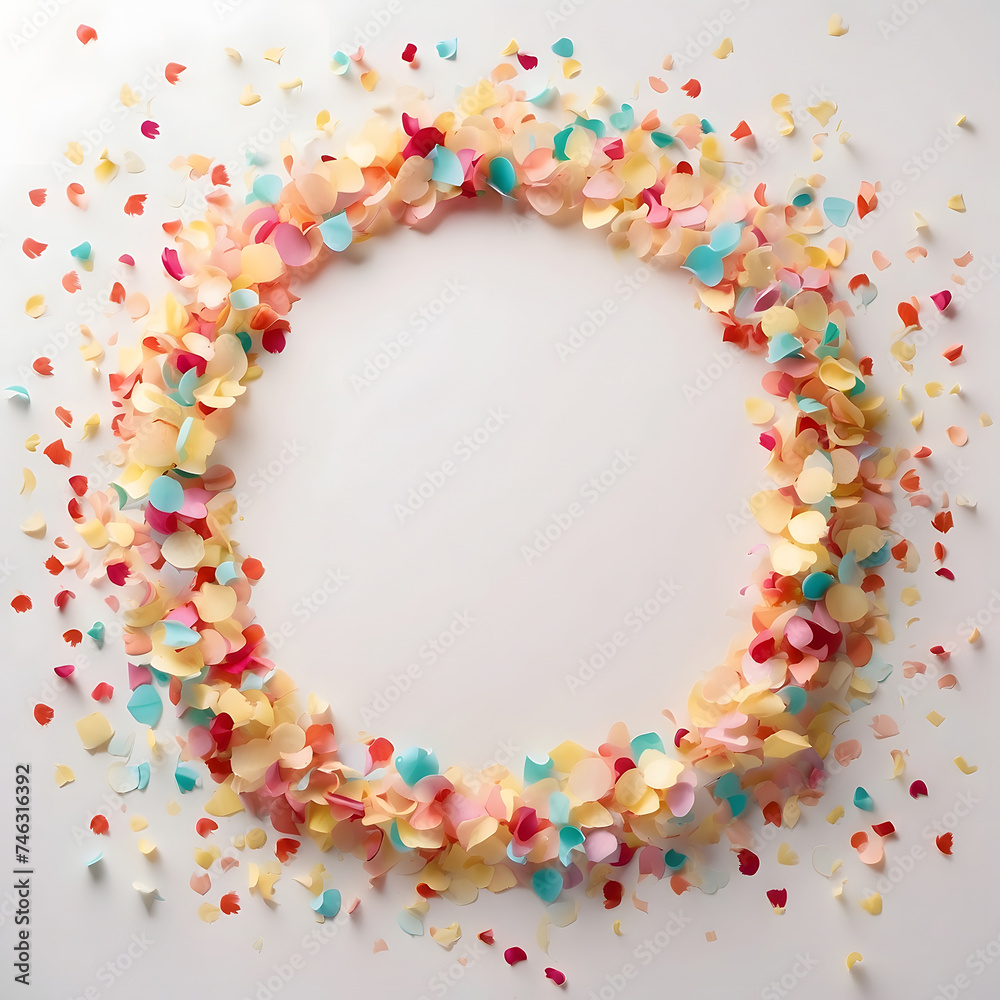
[531,869,563,903]
[160,620,200,649]
[487,156,516,195]
[107,732,135,758]
[650,132,675,148]
[175,417,193,464]
[506,840,528,865]
[557,826,584,866]
[252,174,283,205]
[709,221,743,256]
[397,909,424,936]
[803,572,835,601]
[796,396,828,414]
[395,746,438,785]
[838,550,859,585]
[312,888,342,918]
[609,104,633,131]
[700,118,715,134]
[681,244,724,287]
[174,368,200,407]
[216,561,238,585]
[429,145,465,186]
[70,241,92,260]
[780,686,808,714]
[630,732,665,758]
[87,622,105,647]
[551,37,574,57]
[245,150,267,167]
[331,51,350,75]
[767,332,804,363]
[524,755,553,785]
[664,849,687,870]
[318,212,352,252]
[435,38,458,59]
[85,849,103,867]
[853,786,874,811]
[229,288,259,310]
[526,85,555,106]
[389,820,408,852]
[127,684,162,726]
[136,761,151,790]
[574,116,605,138]
[241,672,265,691]
[4,385,29,402]
[697,868,730,895]
[859,543,890,568]
[548,791,570,827]
[149,475,185,513]
[174,761,200,793]
[552,126,573,160]
[823,196,854,227]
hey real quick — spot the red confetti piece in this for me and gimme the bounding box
[11,595,32,613]
[141,120,160,139]
[899,470,920,492]
[504,947,527,966]
[415,882,438,899]
[931,511,954,534]
[737,849,760,875]
[69,475,88,496]
[165,62,186,84]
[402,43,417,62]
[477,929,494,945]
[91,682,114,701]
[242,557,265,581]
[936,568,955,580]
[211,164,230,186]
[196,819,218,838]
[110,282,126,305]
[857,190,878,218]
[54,590,75,610]
[63,629,82,646]
[44,556,63,575]
[55,406,73,428]
[90,815,109,835]
[673,728,690,748]
[933,542,946,561]
[76,24,97,44]
[28,188,47,206]
[275,837,300,863]
[32,357,53,376]
[54,664,75,677]
[544,968,567,986]
[762,801,782,826]
[220,892,241,914]
[931,290,952,311]
[119,254,135,266]
[162,247,183,279]
[909,780,929,799]
[106,563,129,586]
[871,821,895,837]
[44,439,72,467]
[912,446,932,459]
[936,832,954,855]
[766,888,787,909]
[731,120,752,140]
[897,301,920,329]
[33,704,53,726]
[603,880,624,908]
[516,52,538,70]
[62,271,81,293]
[681,78,701,97]
[22,238,47,259]
[942,343,964,363]
[124,194,147,216]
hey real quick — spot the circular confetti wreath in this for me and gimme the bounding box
[74,73,896,906]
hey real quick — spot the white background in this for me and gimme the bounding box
[2,1,1000,998]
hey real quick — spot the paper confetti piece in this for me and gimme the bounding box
[436,38,458,59]
[828,14,849,35]
[55,765,75,787]
[954,757,977,774]
[504,947,527,966]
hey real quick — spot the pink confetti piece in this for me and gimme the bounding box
[909,780,929,799]
[141,120,160,139]
[504,947,527,966]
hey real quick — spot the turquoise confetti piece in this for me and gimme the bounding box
[838,550,859,585]
[216,561,238,585]
[714,773,740,800]
[630,732,665,758]
[389,819,408,852]
[136,762,151,790]
[70,241,92,260]
[435,38,458,59]
[531,869,563,903]
[312,889,342,918]
[235,330,253,353]
[609,104,634,131]
[487,156,516,195]
[86,849,103,867]
[780,686,808,714]
[429,145,464,186]
[175,416,193,463]
[160,621,201,649]
[229,288,259,310]
[768,332,804,363]
[854,787,874,811]
[126,684,162,726]
[552,126,573,160]
[318,212,352,252]
[551,37,574,57]
[110,484,128,508]
[557,826,585,865]
[727,793,748,818]
[331,51,350,75]
[709,222,743,256]
[802,572,835,601]
[251,174,283,204]
[174,762,199,793]
[859,543,890,568]
[524,755,553,785]
[548,791,570,827]
[86,622,105,647]
[823,196,854,227]
[700,118,715,134]
[526,85,555,106]
[664,849,687,870]
[4,385,29,402]
[681,244,724,288]
[650,132,675,148]
[148,475,184,513]
[395,746,439,785]
[574,116,605,138]
[791,191,813,208]
[174,368,200,406]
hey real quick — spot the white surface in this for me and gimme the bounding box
[2,1,1000,998]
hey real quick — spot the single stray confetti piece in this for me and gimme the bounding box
[954,757,977,775]
[430,923,461,949]
[926,711,944,727]
[20,512,46,539]
[397,910,423,937]
[75,712,114,749]
[828,14,849,35]
[846,953,863,971]
[165,62,186,84]
[858,892,882,915]
[504,947,527,966]
[25,294,46,318]
[745,398,774,424]
[826,805,844,824]
[373,938,388,953]
[33,704,53,726]
[436,38,458,59]
[947,194,966,212]
[263,47,285,63]
[240,84,262,106]
[869,715,899,739]
[545,968,567,986]
[909,780,929,799]
[712,37,733,58]
[312,889,342,918]
[853,787,874,812]
[76,24,97,44]
[55,765,75,787]
[936,833,954,856]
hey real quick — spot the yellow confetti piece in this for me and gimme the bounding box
[806,99,837,126]
[846,952,863,970]
[224,47,242,62]
[263,46,285,64]
[20,512,45,539]
[826,805,844,824]
[955,756,977,774]
[166,801,181,816]
[129,815,148,832]
[745,397,775,424]
[240,84,262,106]
[500,39,518,56]
[279,76,304,91]
[613,920,622,936]
[947,194,966,212]
[65,141,84,164]
[901,587,920,606]
[81,413,101,440]
[137,838,157,856]
[359,71,378,92]
[926,711,944,727]
[910,411,924,430]
[197,903,221,923]
[956,114,966,126]
[75,712,114,749]
[562,59,582,79]
[246,827,268,849]
[828,14,849,35]
[712,37,733,59]
[205,778,245,816]
[890,748,907,778]
[20,469,36,496]
[859,892,882,915]
[55,765,75,787]
[430,923,462,950]
[25,294,46,319]
[770,93,795,135]
[777,843,799,865]
[24,434,40,452]
[925,382,944,398]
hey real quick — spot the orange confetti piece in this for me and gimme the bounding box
[220,892,241,914]
[124,193,147,216]
[66,182,87,208]
[165,62,186,84]
[62,271,81,293]
[33,704,53,725]
[43,439,72,467]
[731,120,752,140]
[681,78,701,98]
[28,188,47,206]
[22,238,47,259]
[76,24,97,44]
[55,406,73,427]
[11,595,33,613]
